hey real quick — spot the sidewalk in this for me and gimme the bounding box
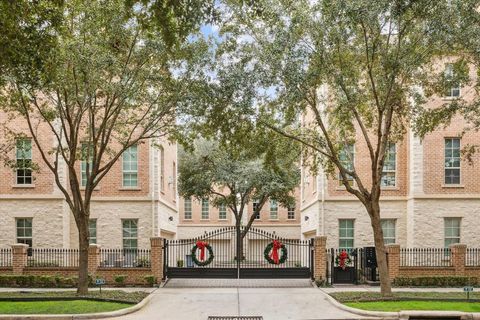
[0,287,156,293]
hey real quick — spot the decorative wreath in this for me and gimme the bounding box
[264,240,288,265]
[191,241,214,266]
[335,250,352,270]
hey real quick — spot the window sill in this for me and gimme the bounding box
[442,96,460,101]
[287,218,296,221]
[442,184,464,188]
[269,219,279,221]
[119,187,141,191]
[183,218,193,221]
[218,219,228,221]
[200,219,210,221]
[381,186,399,190]
[12,184,35,189]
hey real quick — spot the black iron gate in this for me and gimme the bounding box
[164,226,313,279]
[326,247,379,284]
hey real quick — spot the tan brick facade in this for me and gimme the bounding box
[0,113,178,249]
[300,59,480,248]
[177,189,301,239]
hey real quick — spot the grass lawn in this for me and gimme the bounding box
[0,290,149,314]
[345,301,480,312]
[0,300,131,314]
[330,291,480,302]
[0,290,148,304]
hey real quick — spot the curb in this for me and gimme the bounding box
[0,288,157,320]
[319,288,480,320]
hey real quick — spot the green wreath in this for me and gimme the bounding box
[191,241,214,266]
[335,252,352,269]
[264,240,288,265]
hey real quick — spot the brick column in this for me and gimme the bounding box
[150,237,164,283]
[386,244,400,280]
[450,244,467,276]
[88,244,100,275]
[11,244,28,274]
[313,236,327,280]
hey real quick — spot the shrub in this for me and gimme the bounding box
[114,275,127,286]
[393,276,478,287]
[177,259,184,267]
[144,275,156,287]
[314,277,330,287]
[136,258,151,268]
[0,275,78,288]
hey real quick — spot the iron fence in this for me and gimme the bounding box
[400,248,452,267]
[466,248,480,267]
[0,249,12,267]
[99,249,151,268]
[27,248,79,267]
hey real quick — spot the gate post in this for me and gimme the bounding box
[150,237,164,283]
[386,244,400,280]
[11,243,28,274]
[313,236,327,280]
[450,243,467,276]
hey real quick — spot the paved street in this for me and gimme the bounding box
[111,285,375,320]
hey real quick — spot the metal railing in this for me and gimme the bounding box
[99,249,151,268]
[0,249,12,267]
[466,248,480,267]
[400,248,452,267]
[27,248,79,267]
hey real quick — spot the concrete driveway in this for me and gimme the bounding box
[111,286,375,320]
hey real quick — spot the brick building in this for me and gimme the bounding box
[0,111,179,249]
[177,190,301,240]
[300,60,480,249]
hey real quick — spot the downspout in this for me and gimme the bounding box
[150,139,156,237]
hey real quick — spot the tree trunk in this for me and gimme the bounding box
[368,202,392,297]
[77,219,90,295]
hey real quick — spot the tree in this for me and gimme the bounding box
[178,138,300,256]
[189,0,461,296]
[0,0,208,294]
[414,1,480,143]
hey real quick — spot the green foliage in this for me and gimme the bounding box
[178,139,300,231]
[0,275,79,288]
[345,300,480,312]
[393,276,478,287]
[176,260,184,267]
[143,275,156,287]
[0,300,131,315]
[114,275,127,286]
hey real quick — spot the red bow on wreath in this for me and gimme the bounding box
[339,250,349,270]
[270,240,282,264]
[196,241,208,261]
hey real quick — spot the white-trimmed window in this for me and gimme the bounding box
[444,218,461,248]
[287,207,295,220]
[219,203,227,220]
[89,219,97,244]
[160,146,165,191]
[184,198,192,220]
[122,145,138,187]
[16,139,33,185]
[381,219,396,244]
[80,143,93,187]
[445,63,461,98]
[122,219,138,249]
[339,219,354,249]
[270,200,278,219]
[16,218,32,248]
[338,144,355,186]
[381,143,396,187]
[445,138,461,185]
[253,201,260,220]
[201,198,209,219]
